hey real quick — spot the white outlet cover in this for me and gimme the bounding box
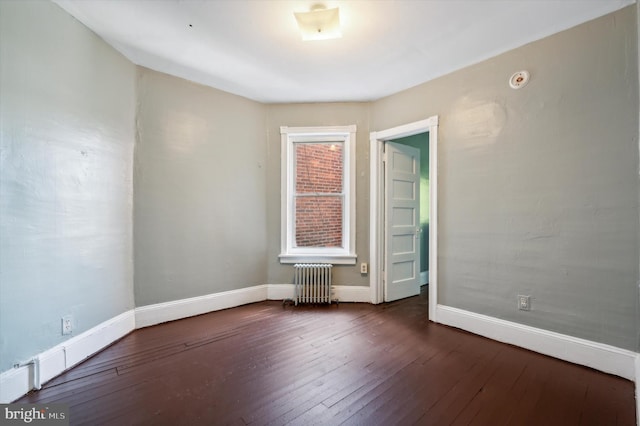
[62,315,73,335]
[517,295,531,311]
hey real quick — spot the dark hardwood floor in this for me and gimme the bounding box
[19,288,635,425]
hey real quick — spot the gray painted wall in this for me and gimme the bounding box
[0,1,136,371]
[265,103,370,287]
[372,6,639,351]
[134,68,268,306]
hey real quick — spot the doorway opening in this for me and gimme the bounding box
[369,116,439,321]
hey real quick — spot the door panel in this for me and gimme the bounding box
[384,142,420,302]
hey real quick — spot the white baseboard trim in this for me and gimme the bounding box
[266,284,295,300]
[420,271,429,285]
[333,285,371,303]
[135,285,268,328]
[436,304,637,381]
[0,366,30,405]
[265,284,370,303]
[135,284,371,329]
[0,310,135,403]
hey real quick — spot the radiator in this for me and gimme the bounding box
[294,263,333,305]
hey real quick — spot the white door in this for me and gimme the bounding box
[384,142,420,302]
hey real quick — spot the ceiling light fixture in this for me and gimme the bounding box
[294,4,341,41]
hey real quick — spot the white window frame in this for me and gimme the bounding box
[279,125,357,265]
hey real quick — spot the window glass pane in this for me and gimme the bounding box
[295,196,343,247]
[295,143,343,194]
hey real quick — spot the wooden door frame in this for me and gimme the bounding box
[369,116,439,322]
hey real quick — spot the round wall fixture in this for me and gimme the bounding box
[509,70,530,89]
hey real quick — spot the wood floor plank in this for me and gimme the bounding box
[16,288,636,426]
[451,347,528,425]
[385,339,503,425]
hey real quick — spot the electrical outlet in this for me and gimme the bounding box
[517,295,531,311]
[62,315,73,335]
[360,262,368,274]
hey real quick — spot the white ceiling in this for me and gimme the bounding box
[54,0,635,104]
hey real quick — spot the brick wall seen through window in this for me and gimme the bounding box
[294,143,343,247]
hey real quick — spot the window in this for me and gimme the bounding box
[279,125,356,264]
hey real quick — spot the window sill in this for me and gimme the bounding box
[278,254,357,265]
